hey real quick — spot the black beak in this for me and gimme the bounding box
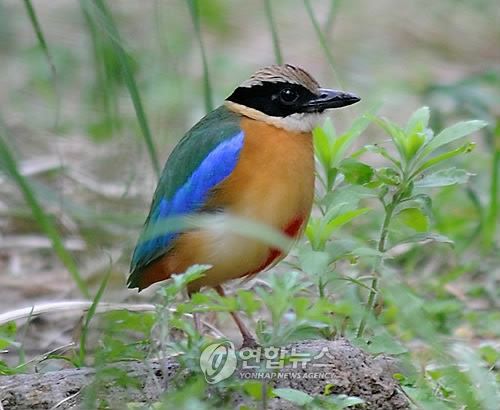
[303,88,360,112]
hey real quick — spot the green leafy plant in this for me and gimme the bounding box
[135,107,489,408]
[355,108,485,336]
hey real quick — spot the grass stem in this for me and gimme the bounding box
[263,0,283,65]
[83,0,160,176]
[22,0,61,128]
[187,0,214,113]
[324,0,340,36]
[0,128,90,298]
[22,0,56,77]
[303,0,342,87]
[483,146,499,249]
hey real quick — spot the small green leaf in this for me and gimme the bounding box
[339,158,374,185]
[330,108,377,167]
[273,388,314,406]
[396,208,429,232]
[326,167,339,190]
[237,290,262,315]
[376,167,401,185]
[405,131,426,159]
[171,264,211,290]
[324,238,359,262]
[374,117,408,161]
[390,232,454,248]
[396,194,433,220]
[299,250,330,276]
[405,106,430,134]
[402,107,431,159]
[243,381,268,400]
[0,360,26,376]
[413,142,475,176]
[313,126,332,168]
[364,144,401,168]
[422,120,487,157]
[322,185,375,213]
[415,167,473,188]
[323,383,336,395]
[323,208,371,239]
[479,345,499,367]
[0,322,17,350]
[305,217,322,248]
[329,395,365,408]
[351,247,384,259]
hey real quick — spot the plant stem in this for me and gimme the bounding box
[483,145,499,249]
[23,0,55,76]
[318,277,325,299]
[23,0,60,128]
[86,0,161,177]
[263,0,283,65]
[186,0,213,113]
[303,0,341,87]
[261,380,268,410]
[357,193,399,338]
[324,0,340,36]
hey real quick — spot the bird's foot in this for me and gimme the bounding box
[241,335,260,349]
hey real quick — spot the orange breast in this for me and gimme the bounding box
[209,117,315,224]
[138,117,315,292]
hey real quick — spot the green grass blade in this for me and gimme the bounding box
[324,0,340,36]
[80,2,120,135]
[186,0,214,113]
[22,0,56,76]
[82,0,160,176]
[0,129,90,298]
[22,0,61,128]
[79,265,111,366]
[303,0,341,86]
[483,132,499,248]
[263,0,283,65]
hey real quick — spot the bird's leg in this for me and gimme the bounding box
[193,312,201,334]
[214,285,258,348]
[188,289,202,335]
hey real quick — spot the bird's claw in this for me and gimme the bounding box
[241,336,260,349]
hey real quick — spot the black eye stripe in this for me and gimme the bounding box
[226,82,318,118]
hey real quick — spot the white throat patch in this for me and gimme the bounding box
[225,101,326,133]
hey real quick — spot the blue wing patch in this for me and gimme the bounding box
[131,130,245,271]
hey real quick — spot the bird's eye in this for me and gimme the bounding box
[279,88,299,104]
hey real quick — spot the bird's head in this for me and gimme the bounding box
[225,64,360,132]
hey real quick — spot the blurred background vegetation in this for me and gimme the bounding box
[0,0,499,406]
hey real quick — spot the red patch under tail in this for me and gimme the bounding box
[245,215,306,276]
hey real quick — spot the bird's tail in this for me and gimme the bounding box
[127,257,173,291]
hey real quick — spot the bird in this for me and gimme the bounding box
[128,64,360,346]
